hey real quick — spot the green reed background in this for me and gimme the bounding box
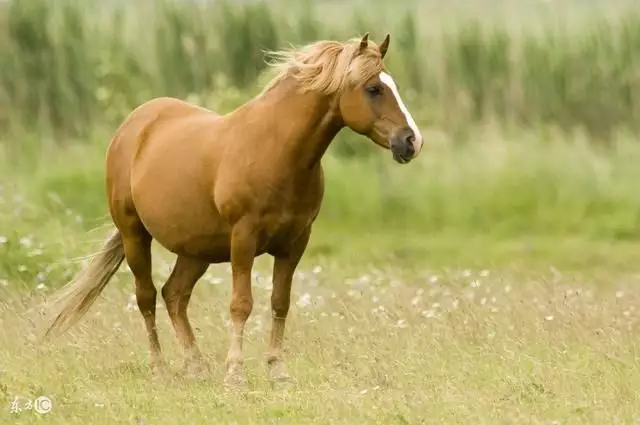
[3,0,640,142]
[2,0,640,281]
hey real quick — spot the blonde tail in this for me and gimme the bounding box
[43,229,125,338]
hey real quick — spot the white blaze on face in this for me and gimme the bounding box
[379,72,423,157]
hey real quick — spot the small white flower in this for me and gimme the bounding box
[616,291,624,299]
[347,289,361,299]
[479,269,490,277]
[296,293,312,308]
[27,249,43,257]
[0,236,7,245]
[422,309,436,318]
[545,315,554,321]
[358,274,371,284]
[0,279,7,286]
[462,269,472,277]
[36,283,46,290]
[428,275,439,284]
[312,265,322,274]
[411,296,421,306]
[19,236,33,248]
[470,280,481,288]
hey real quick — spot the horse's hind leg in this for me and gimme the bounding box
[120,223,164,372]
[161,255,209,378]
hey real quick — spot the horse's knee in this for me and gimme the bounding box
[271,292,291,319]
[161,284,179,310]
[136,284,157,314]
[230,295,253,322]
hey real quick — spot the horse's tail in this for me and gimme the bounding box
[43,228,125,338]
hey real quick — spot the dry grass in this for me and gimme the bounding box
[1,247,639,424]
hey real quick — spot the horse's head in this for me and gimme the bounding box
[338,33,423,164]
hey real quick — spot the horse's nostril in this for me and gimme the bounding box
[405,134,415,145]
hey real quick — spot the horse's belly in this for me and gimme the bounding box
[131,182,232,262]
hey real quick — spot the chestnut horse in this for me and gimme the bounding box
[42,33,423,387]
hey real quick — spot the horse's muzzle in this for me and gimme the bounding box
[390,127,416,164]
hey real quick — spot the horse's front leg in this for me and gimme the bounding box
[224,218,258,388]
[267,227,311,387]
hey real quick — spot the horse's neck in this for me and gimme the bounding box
[256,78,344,171]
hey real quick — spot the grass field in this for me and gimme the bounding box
[2,238,640,424]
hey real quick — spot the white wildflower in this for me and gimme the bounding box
[19,236,33,248]
[396,319,407,328]
[347,289,361,299]
[296,293,312,308]
[422,309,436,318]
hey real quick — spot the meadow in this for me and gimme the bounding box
[1,0,640,423]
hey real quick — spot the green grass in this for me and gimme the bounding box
[2,241,640,424]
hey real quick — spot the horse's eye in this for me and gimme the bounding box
[366,85,382,97]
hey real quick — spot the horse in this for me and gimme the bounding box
[42,33,423,387]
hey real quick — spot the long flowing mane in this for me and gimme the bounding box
[262,36,385,96]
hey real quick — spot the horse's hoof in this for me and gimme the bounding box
[268,362,295,389]
[183,359,210,381]
[223,369,248,390]
[150,360,170,378]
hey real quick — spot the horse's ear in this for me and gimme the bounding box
[359,33,369,52]
[379,33,390,59]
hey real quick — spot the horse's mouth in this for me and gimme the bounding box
[392,151,411,164]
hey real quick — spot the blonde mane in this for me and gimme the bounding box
[262,36,385,96]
